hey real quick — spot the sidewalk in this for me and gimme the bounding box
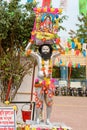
[50,96,87,130]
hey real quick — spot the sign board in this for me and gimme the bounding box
[0,107,16,130]
[59,80,67,87]
[70,82,82,88]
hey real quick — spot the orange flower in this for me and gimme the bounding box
[26,49,31,56]
[48,69,52,73]
[41,67,45,71]
[56,38,60,44]
[31,31,35,35]
[29,39,34,43]
[42,38,46,42]
[34,83,42,87]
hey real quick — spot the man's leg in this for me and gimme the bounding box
[35,87,43,124]
[45,89,53,125]
[46,105,52,125]
[36,107,41,124]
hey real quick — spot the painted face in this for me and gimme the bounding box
[46,17,50,22]
[39,44,53,60]
[41,45,50,54]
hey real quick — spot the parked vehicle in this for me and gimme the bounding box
[55,87,59,96]
[77,88,84,96]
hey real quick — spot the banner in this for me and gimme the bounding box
[79,0,87,15]
[42,0,51,7]
[0,107,16,130]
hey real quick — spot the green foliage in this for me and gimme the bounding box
[70,66,86,79]
[0,0,37,101]
[52,66,61,78]
[69,13,87,42]
[52,66,86,79]
[0,0,37,51]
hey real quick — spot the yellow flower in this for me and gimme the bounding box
[4,100,10,105]
[52,128,57,130]
[43,7,47,12]
[44,78,50,85]
[59,8,62,13]
[41,59,44,65]
[25,125,30,130]
[32,128,36,130]
[49,59,52,65]
[63,128,67,130]
[50,8,55,12]
[13,105,18,111]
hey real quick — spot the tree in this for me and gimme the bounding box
[52,66,61,78]
[69,13,87,43]
[0,0,37,102]
[70,66,86,79]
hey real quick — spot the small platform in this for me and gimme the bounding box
[25,121,72,130]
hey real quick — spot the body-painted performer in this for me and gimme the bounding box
[25,0,63,124]
[25,42,63,124]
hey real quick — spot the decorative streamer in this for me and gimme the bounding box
[80,38,84,44]
[82,50,86,57]
[71,41,75,49]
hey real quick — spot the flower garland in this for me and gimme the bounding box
[41,59,52,76]
[34,77,55,108]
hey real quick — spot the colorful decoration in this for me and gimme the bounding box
[25,125,30,130]
[32,7,62,43]
[25,0,85,128]
[54,58,81,68]
[42,0,51,7]
[16,126,72,130]
[56,38,87,56]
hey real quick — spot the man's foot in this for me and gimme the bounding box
[46,119,52,125]
[36,118,40,124]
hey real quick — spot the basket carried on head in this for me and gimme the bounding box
[21,103,32,122]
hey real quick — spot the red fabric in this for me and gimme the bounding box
[42,0,51,7]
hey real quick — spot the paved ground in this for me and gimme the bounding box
[49,96,87,130]
[0,94,87,130]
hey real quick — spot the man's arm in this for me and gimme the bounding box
[51,43,65,63]
[25,42,40,60]
[25,42,32,51]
